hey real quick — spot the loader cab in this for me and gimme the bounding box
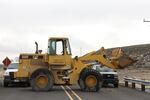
[48,37,72,69]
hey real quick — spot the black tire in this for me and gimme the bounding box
[78,78,85,91]
[114,83,118,88]
[78,68,87,91]
[78,68,102,92]
[4,81,9,87]
[30,68,54,91]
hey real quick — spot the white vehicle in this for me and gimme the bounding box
[92,64,119,88]
[3,63,19,87]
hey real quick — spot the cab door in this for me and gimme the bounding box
[48,39,72,70]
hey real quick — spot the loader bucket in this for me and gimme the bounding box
[117,55,134,68]
[110,48,135,68]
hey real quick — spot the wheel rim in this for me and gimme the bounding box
[85,75,97,88]
[35,75,48,88]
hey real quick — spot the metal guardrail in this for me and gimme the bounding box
[124,77,150,92]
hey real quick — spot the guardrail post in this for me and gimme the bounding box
[132,83,135,88]
[125,81,128,87]
[141,84,145,91]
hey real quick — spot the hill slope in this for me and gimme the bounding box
[107,44,150,68]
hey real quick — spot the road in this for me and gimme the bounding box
[0,85,149,100]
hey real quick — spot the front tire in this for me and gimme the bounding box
[78,68,102,92]
[30,69,54,91]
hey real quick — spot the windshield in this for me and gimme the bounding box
[96,66,114,72]
[7,63,18,69]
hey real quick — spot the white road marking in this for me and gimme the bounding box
[61,86,74,100]
[66,86,82,100]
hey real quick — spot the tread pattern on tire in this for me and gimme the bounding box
[30,68,54,91]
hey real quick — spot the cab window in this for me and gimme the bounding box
[56,41,63,55]
[49,40,56,55]
[66,39,71,55]
[49,40,63,55]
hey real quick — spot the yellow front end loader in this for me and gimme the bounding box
[13,37,133,92]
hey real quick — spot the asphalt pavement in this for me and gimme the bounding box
[0,84,149,100]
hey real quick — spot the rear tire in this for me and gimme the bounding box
[30,69,54,91]
[78,68,102,92]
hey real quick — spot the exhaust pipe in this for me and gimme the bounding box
[35,41,38,54]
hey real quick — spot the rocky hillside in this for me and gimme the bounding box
[107,44,150,68]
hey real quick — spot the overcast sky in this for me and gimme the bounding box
[0,0,150,63]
